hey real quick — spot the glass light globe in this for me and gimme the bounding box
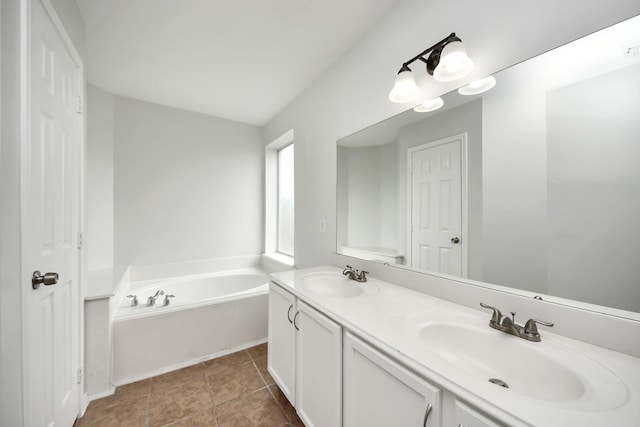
[389,69,420,103]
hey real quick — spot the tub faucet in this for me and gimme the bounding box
[480,303,554,342]
[342,265,368,283]
[126,295,138,307]
[147,290,165,306]
[163,294,175,306]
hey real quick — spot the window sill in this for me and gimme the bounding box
[263,252,295,268]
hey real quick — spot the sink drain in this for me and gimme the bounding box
[489,378,509,389]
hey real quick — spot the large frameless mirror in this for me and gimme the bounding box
[337,15,640,317]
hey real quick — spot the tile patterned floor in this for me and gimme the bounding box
[77,343,304,427]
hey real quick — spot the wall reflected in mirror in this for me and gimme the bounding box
[337,15,640,315]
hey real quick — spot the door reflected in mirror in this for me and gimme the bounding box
[337,15,640,316]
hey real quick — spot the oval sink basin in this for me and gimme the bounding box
[295,271,372,298]
[418,323,627,409]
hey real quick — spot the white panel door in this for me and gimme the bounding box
[409,135,464,276]
[22,0,83,425]
[343,332,441,427]
[296,300,342,427]
[267,283,297,405]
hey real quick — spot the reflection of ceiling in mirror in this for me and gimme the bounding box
[338,14,640,149]
[338,91,482,147]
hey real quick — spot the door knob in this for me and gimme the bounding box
[32,271,59,289]
[451,236,460,244]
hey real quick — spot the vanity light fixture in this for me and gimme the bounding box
[389,33,474,103]
[458,75,496,95]
[413,97,444,113]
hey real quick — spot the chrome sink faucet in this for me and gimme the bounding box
[480,303,554,342]
[343,265,368,283]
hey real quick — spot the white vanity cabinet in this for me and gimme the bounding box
[267,282,297,403]
[267,282,342,427]
[296,299,342,427]
[343,332,441,427]
[454,400,504,427]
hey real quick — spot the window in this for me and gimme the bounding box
[277,143,294,256]
[265,130,294,265]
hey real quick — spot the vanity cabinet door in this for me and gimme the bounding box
[267,282,297,405]
[296,300,342,427]
[455,400,504,427]
[344,332,441,427]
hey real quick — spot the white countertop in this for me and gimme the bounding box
[86,266,129,300]
[270,266,640,427]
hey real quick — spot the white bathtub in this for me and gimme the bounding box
[112,268,270,384]
[115,268,269,319]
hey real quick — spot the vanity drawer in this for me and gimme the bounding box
[455,400,504,427]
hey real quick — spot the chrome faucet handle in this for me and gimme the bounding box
[479,303,502,325]
[163,294,175,306]
[524,318,554,335]
[126,295,138,307]
[357,270,369,282]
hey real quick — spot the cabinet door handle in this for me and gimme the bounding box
[287,304,294,324]
[423,403,432,427]
[293,311,300,331]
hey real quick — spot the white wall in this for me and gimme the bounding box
[1,2,25,425]
[344,146,388,248]
[482,68,549,294]
[546,65,640,312]
[264,0,640,270]
[113,96,264,266]
[481,16,640,303]
[86,84,114,270]
[49,0,85,58]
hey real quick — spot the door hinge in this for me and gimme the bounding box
[77,367,83,384]
[76,95,83,114]
[78,232,84,250]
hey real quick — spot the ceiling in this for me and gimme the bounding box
[75,0,401,126]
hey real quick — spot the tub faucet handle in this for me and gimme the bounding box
[126,295,138,307]
[163,294,175,306]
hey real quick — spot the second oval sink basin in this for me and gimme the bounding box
[418,323,627,409]
[295,271,370,298]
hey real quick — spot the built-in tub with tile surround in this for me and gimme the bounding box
[112,267,270,385]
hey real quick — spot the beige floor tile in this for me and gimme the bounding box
[78,395,148,427]
[207,360,265,405]
[152,364,206,395]
[202,350,251,376]
[254,356,275,386]
[268,385,297,422]
[117,378,152,399]
[216,389,287,427]
[246,343,268,360]
[161,407,218,427]
[78,348,291,427]
[148,381,213,427]
[88,378,151,412]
